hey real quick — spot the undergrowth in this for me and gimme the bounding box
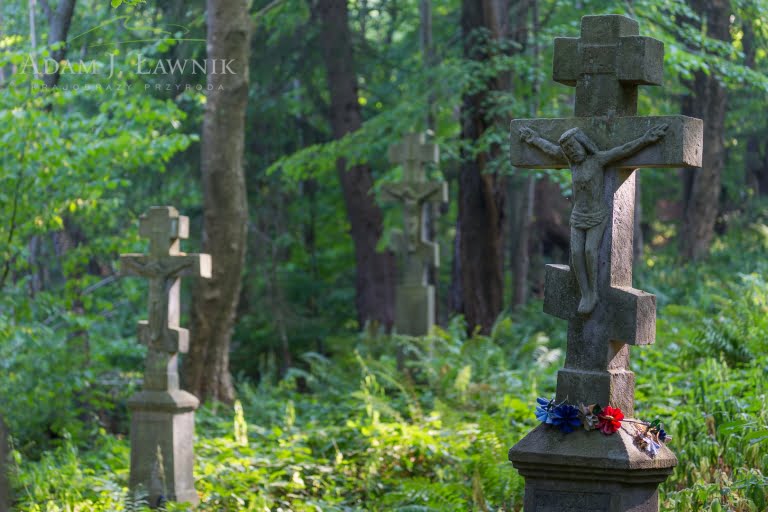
[7,222,768,511]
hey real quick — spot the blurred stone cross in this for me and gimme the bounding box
[120,206,211,507]
[507,15,703,512]
[382,132,447,336]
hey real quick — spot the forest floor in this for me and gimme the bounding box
[9,222,768,512]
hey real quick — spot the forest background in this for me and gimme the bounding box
[1,0,767,510]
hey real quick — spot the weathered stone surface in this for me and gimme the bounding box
[128,390,199,505]
[383,133,447,335]
[395,284,436,337]
[553,15,664,117]
[544,265,655,345]
[508,14,700,511]
[510,426,676,512]
[387,132,439,183]
[120,206,210,507]
[510,116,703,170]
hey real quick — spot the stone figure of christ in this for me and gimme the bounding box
[519,123,668,315]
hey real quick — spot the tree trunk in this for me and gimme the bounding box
[455,0,510,333]
[449,227,464,314]
[512,175,534,307]
[0,415,9,511]
[420,0,435,131]
[530,177,570,297]
[510,0,535,309]
[316,0,396,331]
[741,17,768,196]
[41,0,77,88]
[745,136,768,196]
[680,0,730,260]
[185,0,250,403]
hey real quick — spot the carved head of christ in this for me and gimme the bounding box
[558,128,598,164]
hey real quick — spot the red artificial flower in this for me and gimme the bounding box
[597,406,624,435]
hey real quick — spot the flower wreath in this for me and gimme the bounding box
[535,397,671,458]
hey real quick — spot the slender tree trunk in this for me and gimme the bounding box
[449,227,463,314]
[419,0,442,321]
[40,0,77,88]
[0,0,5,82]
[0,415,9,511]
[530,177,570,296]
[315,0,396,331]
[185,0,250,403]
[680,0,730,260]
[741,17,768,196]
[420,0,435,131]
[745,136,768,196]
[511,0,535,309]
[512,176,534,307]
[455,0,510,333]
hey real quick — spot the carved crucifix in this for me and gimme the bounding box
[519,123,669,315]
[383,133,447,287]
[120,206,210,507]
[382,133,447,336]
[508,15,702,415]
[121,207,212,391]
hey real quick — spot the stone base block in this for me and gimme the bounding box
[128,389,200,507]
[395,284,435,336]
[509,424,676,511]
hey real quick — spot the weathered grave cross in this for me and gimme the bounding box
[120,206,211,506]
[383,133,447,335]
[509,15,702,416]
[121,207,211,391]
[383,133,447,287]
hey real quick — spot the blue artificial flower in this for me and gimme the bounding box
[644,436,661,457]
[551,404,581,433]
[658,428,668,442]
[535,397,555,424]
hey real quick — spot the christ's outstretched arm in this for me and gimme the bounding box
[519,127,566,161]
[599,124,668,165]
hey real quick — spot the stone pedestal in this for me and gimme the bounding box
[509,425,676,511]
[128,389,200,506]
[395,284,435,336]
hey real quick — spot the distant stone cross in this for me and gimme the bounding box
[509,15,702,416]
[383,133,446,287]
[120,206,211,507]
[121,206,211,391]
[383,133,447,335]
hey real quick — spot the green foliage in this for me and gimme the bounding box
[4,0,768,510]
[0,2,198,455]
[10,221,768,510]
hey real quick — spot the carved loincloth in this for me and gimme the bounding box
[570,205,608,229]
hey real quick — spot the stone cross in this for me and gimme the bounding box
[388,132,439,183]
[382,133,447,335]
[120,206,211,507]
[508,15,703,512]
[508,15,702,416]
